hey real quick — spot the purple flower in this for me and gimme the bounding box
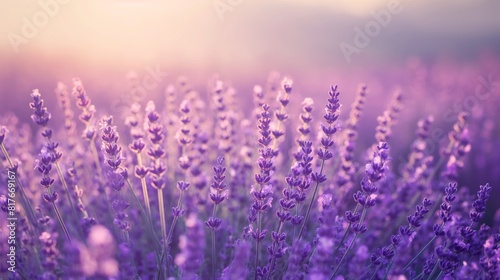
[365,142,390,184]
[99,116,126,191]
[375,90,403,142]
[144,101,167,189]
[297,85,342,241]
[30,89,52,127]
[338,84,367,187]
[72,79,98,140]
[249,105,276,242]
[469,183,492,223]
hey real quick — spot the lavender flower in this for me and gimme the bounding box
[442,112,470,182]
[126,103,153,221]
[375,90,403,143]
[72,79,97,141]
[206,156,228,278]
[297,84,341,240]
[2,71,500,279]
[271,77,292,141]
[480,234,500,279]
[143,101,170,255]
[292,97,314,210]
[30,89,73,241]
[292,140,313,227]
[213,80,233,153]
[332,141,389,277]
[55,82,77,150]
[370,198,433,277]
[253,85,265,119]
[250,103,276,278]
[470,183,492,223]
[100,116,125,190]
[265,163,302,278]
[337,84,367,187]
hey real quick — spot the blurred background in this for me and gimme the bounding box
[1,0,499,220]
[1,0,499,104]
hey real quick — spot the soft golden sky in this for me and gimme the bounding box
[0,0,498,96]
[2,0,498,66]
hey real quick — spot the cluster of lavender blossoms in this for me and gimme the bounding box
[0,72,499,280]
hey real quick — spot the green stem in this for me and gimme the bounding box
[332,232,359,278]
[426,255,442,280]
[55,162,81,237]
[382,254,396,279]
[166,189,185,249]
[332,204,360,259]
[414,271,425,279]
[426,242,448,280]
[298,159,326,240]
[158,188,167,251]
[89,139,117,235]
[212,228,216,280]
[211,202,219,279]
[1,144,38,231]
[330,207,367,279]
[2,145,45,272]
[125,179,161,248]
[370,263,382,280]
[124,231,139,278]
[51,199,71,242]
[137,154,152,219]
[254,211,262,280]
[403,234,438,271]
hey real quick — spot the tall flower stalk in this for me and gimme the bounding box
[271,77,292,148]
[331,141,390,278]
[205,156,228,279]
[30,89,73,241]
[265,163,301,279]
[337,84,367,189]
[291,99,314,237]
[166,99,192,270]
[99,116,130,240]
[144,101,168,251]
[126,103,152,220]
[72,79,104,187]
[297,84,341,240]
[249,103,275,279]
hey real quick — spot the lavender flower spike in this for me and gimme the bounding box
[206,156,228,279]
[30,89,74,242]
[298,84,341,240]
[250,103,276,279]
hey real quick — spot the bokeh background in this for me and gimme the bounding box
[1,0,500,221]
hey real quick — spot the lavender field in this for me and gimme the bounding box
[1,1,500,280]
